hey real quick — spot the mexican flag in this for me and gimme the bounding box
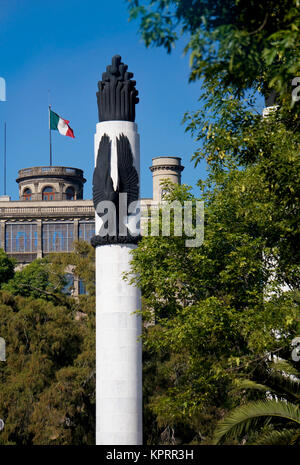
[50,108,75,138]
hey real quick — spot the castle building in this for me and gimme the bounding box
[0,157,184,271]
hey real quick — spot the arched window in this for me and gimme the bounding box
[66,186,75,200]
[42,186,55,201]
[23,188,32,201]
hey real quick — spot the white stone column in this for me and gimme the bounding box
[95,121,142,445]
[96,244,142,445]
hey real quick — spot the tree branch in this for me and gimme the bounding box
[248,13,269,36]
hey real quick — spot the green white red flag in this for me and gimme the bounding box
[50,108,75,138]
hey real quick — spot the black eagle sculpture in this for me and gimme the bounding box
[92,133,140,245]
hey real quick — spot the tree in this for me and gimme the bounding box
[0,243,95,445]
[49,240,95,297]
[2,258,66,301]
[183,90,300,288]
[0,249,15,287]
[2,241,96,301]
[125,3,300,443]
[125,181,299,444]
[127,0,300,101]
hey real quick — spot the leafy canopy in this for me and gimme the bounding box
[127,0,300,100]
[0,243,95,445]
[0,249,15,287]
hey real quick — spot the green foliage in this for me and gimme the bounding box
[126,0,300,444]
[2,258,66,301]
[2,242,95,303]
[126,179,299,443]
[50,241,95,297]
[0,243,95,445]
[213,360,300,445]
[0,249,15,286]
[212,399,300,445]
[253,428,300,445]
[127,0,300,101]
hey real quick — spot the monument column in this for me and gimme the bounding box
[92,55,142,445]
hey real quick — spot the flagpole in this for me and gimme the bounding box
[49,105,52,166]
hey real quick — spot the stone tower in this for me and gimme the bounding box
[150,156,184,201]
[16,166,86,201]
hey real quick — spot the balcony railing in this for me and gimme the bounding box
[17,166,84,179]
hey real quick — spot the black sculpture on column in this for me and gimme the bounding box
[92,132,139,245]
[92,55,141,246]
[97,55,139,123]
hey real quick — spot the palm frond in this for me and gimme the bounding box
[212,399,300,445]
[266,365,300,400]
[233,378,270,392]
[252,428,300,445]
[290,428,300,445]
[270,358,299,378]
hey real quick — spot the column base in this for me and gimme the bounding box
[91,234,141,247]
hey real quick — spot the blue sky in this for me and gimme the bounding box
[0,0,206,200]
